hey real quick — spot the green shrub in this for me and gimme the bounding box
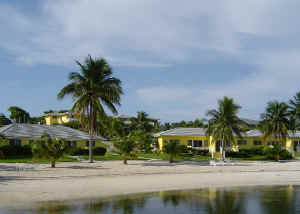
[190,149,210,156]
[0,145,32,157]
[279,150,293,160]
[0,151,4,159]
[93,147,107,156]
[69,147,106,156]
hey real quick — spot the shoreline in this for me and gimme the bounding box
[1,160,300,208]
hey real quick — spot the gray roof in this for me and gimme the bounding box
[0,124,106,141]
[154,128,300,139]
[153,128,207,137]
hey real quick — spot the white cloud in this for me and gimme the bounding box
[2,1,300,121]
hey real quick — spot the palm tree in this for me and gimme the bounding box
[32,133,71,168]
[260,101,291,155]
[289,92,300,131]
[113,134,136,164]
[206,97,246,160]
[163,140,185,163]
[58,56,123,163]
[260,101,290,140]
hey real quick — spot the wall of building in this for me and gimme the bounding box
[157,135,300,154]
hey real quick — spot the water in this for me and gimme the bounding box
[3,185,300,214]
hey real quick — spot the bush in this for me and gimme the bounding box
[0,151,4,159]
[69,147,107,156]
[190,149,210,156]
[0,144,32,157]
[226,147,265,158]
[279,150,293,160]
[94,147,107,156]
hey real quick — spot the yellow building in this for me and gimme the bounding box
[44,112,75,125]
[154,128,300,157]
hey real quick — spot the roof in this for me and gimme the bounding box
[0,124,106,141]
[153,128,206,137]
[153,128,300,139]
[44,112,73,117]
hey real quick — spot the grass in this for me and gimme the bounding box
[0,156,77,163]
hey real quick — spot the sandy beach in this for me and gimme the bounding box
[1,160,300,208]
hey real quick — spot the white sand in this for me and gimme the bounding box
[1,160,300,208]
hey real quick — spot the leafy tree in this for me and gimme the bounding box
[288,92,300,130]
[43,110,55,114]
[131,111,155,132]
[32,133,71,168]
[133,130,154,153]
[0,114,11,127]
[58,55,123,163]
[206,97,246,160]
[30,116,45,124]
[260,101,291,143]
[114,135,136,164]
[163,140,186,163]
[8,106,30,123]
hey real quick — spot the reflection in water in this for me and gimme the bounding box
[4,185,300,214]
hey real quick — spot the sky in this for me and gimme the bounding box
[1,0,300,122]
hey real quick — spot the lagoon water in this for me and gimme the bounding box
[3,185,300,214]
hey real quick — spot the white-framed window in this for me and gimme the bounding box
[187,140,203,148]
[9,139,21,146]
[253,140,262,146]
[237,140,247,145]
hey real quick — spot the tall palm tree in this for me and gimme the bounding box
[289,92,300,131]
[58,56,123,163]
[260,101,290,144]
[206,97,246,160]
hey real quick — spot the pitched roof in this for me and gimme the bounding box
[0,124,106,141]
[153,128,300,138]
[153,128,207,137]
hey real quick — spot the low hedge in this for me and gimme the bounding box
[0,145,32,157]
[69,147,107,156]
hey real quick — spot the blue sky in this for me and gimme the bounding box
[1,0,300,122]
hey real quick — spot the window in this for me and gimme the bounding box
[253,140,262,146]
[28,140,34,145]
[71,141,77,147]
[86,141,96,147]
[267,141,281,146]
[9,139,21,146]
[193,140,203,147]
[237,140,247,145]
[187,140,203,147]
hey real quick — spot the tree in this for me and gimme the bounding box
[288,92,300,131]
[0,114,11,127]
[260,101,291,151]
[163,140,186,163]
[114,135,136,164]
[32,133,71,168]
[57,56,123,163]
[133,130,154,153]
[131,111,155,132]
[8,106,30,123]
[206,97,246,160]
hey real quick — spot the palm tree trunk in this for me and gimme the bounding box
[51,160,56,168]
[123,157,128,165]
[169,155,174,163]
[222,135,226,160]
[88,103,94,163]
